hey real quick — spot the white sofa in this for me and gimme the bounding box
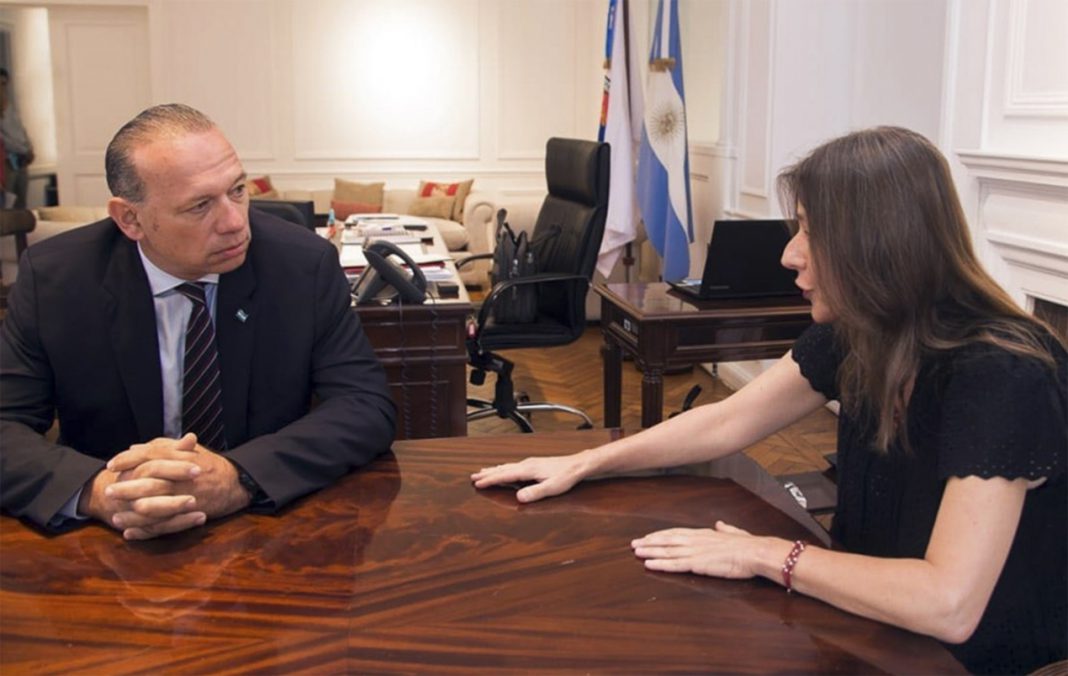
[279,187,496,287]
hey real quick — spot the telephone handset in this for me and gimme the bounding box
[353,239,428,305]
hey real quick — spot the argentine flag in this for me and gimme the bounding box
[637,0,693,282]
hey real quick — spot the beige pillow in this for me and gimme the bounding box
[408,195,456,220]
[418,179,474,222]
[251,188,280,200]
[334,179,385,207]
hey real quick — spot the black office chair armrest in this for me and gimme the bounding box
[475,272,589,330]
[454,252,494,270]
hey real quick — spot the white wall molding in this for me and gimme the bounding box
[961,149,1068,310]
[493,0,588,161]
[260,168,545,183]
[691,141,734,159]
[48,4,150,205]
[957,150,1068,187]
[1003,0,1068,118]
[736,0,774,205]
[722,208,770,220]
[981,0,1068,155]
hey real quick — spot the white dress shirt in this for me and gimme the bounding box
[53,245,219,524]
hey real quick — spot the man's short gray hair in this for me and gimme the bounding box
[105,103,217,203]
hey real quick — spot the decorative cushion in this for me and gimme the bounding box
[334,179,384,207]
[418,179,474,222]
[247,176,275,198]
[408,195,455,220]
[330,199,383,220]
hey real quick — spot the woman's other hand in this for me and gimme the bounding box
[632,521,785,579]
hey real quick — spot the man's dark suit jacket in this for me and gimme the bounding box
[0,211,396,529]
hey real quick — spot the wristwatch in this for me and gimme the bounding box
[232,462,271,509]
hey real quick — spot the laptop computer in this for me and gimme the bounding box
[669,219,801,300]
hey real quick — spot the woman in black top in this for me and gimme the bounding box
[472,127,1067,674]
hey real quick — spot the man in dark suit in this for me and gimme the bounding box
[0,104,396,539]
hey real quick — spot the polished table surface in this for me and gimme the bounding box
[0,430,962,674]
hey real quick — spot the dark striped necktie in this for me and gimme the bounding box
[176,282,226,450]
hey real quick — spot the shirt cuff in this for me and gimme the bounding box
[48,488,90,529]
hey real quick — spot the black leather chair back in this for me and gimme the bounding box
[250,200,315,230]
[531,137,610,331]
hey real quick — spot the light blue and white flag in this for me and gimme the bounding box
[636,0,693,282]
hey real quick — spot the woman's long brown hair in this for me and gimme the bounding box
[778,126,1062,451]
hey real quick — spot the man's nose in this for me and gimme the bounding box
[217,198,247,232]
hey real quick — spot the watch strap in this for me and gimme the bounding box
[230,461,272,509]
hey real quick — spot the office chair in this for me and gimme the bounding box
[1,209,36,313]
[461,137,610,432]
[250,200,315,230]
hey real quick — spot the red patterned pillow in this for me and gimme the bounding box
[331,199,383,220]
[418,179,473,222]
[247,175,275,197]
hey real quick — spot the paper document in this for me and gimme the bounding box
[397,243,424,258]
[340,244,368,268]
[368,234,423,244]
[422,268,455,282]
[345,213,401,225]
[343,230,421,246]
[408,251,451,265]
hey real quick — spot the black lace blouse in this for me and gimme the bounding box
[791,323,1067,674]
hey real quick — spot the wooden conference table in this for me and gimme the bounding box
[596,283,813,428]
[0,430,962,674]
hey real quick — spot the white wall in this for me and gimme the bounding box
[23,0,606,206]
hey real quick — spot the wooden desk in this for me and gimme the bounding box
[357,298,469,440]
[596,282,813,428]
[0,430,962,674]
[347,221,472,440]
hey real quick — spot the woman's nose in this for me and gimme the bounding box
[781,232,805,271]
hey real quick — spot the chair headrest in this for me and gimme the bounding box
[545,138,609,208]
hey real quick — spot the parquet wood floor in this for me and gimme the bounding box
[467,326,838,478]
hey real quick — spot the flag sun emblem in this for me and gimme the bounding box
[649,99,686,144]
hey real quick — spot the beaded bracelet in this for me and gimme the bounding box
[781,540,807,593]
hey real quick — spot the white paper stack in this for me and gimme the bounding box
[340,244,368,268]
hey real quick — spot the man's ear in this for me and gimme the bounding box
[108,197,144,241]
